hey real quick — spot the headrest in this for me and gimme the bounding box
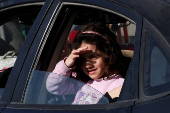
[121,50,134,58]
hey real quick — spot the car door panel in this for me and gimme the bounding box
[3,101,134,113]
[2,0,142,113]
[0,1,47,112]
[133,95,170,113]
[0,0,53,102]
[10,0,60,102]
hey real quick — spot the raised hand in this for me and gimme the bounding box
[65,47,91,67]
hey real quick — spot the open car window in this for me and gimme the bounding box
[57,21,135,62]
[46,9,136,73]
[21,3,140,105]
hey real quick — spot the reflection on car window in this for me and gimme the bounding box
[0,18,33,100]
[150,47,170,87]
[144,32,170,96]
[24,70,109,105]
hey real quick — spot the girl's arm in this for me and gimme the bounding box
[46,46,91,95]
[104,77,124,103]
[46,60,75,95]
[108,85,122,99]
[52,59,72,77]
[103,85,122,103]
[46,72,78,95]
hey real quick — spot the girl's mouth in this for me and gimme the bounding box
[88,69,96,74]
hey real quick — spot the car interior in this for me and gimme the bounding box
[45,8,135,73]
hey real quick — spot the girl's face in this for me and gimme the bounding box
[79,41,107,80]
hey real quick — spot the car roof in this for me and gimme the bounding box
[0,0,45,9]
[61,0,170,42]
[110,0,170,40]
[1,0,170,41]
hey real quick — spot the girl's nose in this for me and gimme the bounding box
[85,60,93,68]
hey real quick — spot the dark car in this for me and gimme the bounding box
[0,0,170,113]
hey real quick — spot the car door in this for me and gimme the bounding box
[1,0,142,113]
[0,0,44,112]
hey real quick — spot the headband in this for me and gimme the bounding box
[82,31,107,40]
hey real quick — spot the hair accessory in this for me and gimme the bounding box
[82,31,107,40]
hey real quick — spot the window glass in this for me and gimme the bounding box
[144,32,170,95]
[150,47,170,87]
[24,70,109,105]
[23,6,137,105]
[0,12,40,100]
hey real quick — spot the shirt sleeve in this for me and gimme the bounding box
[46,59,76,95]
[52,59,72,77]
[46,73,78,95]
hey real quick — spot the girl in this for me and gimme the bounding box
[46,23,128,104]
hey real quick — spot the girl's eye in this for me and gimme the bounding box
[80,57,86,66]
[80,57,86,62]
[90,54,99,60]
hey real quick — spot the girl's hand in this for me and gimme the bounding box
[65,47,90,68]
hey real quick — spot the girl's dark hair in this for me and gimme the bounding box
[71,22,129,82]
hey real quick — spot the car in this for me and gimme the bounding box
[0,0,170,113]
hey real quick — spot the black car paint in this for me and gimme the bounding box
[3,0,140,113]
[113,0,170,42]
[0,0,45,8]
[0,0,169,113]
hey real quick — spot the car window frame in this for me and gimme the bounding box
[136,18,170,104]
[0,1,48,104]
[8,0,142,110]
